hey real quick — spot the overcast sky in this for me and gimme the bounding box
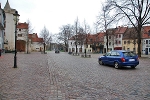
[1,0,105,34]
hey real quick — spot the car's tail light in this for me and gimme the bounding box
[121,58,125,62]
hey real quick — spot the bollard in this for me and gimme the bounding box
[0,49,1,57]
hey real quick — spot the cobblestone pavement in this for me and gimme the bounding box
[0,52,150,100]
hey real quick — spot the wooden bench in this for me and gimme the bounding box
[72,53,80,56]
[81,54,91,58]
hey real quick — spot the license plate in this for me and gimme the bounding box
[129,59,135,61]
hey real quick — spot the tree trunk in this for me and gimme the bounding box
[44,43,45,54]
[106,33,109,52]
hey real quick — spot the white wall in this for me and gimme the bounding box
[4,13,16,50]
[31,42,43,52]
[68,40,85,53]
[142,39,150,55]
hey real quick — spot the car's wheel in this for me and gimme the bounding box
[99,60,104,65]
[131,65,136,69]
[114,62,120,69]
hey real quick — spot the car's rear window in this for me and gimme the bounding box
[123,52,137,57]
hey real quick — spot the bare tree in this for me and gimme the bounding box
[58,24,74,52]
[74,17,80,54]
[40,26,51,54]
[82,20,91,56]
[26,19,34,54]
[97,3,118,52]
[107,0,150,57]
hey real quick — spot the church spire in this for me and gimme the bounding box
[4,0,11,12]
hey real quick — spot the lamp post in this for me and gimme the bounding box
[13,11,20,68]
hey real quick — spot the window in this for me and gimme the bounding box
[116,35,118,38]
[149,40,150,44]
[18,34,22,37]
[119,41,121,44]
[116,52,120,56]
[123,52,136,57]
[124,41,126,44]
[106,52,111,56]
[119,34,121,38]
[90,45,92,48]
[109,42,111,45]
[71,42,72,45]
[149,48,150,52]
[127,41,130,44]
[115,40,117,44]
[146,40,148,44]
[111,51,116,56]
[109,36,111,39]
[133,48,135,52]
[86,45,88,48]
[19,29,21,31]
[78,42,80,45]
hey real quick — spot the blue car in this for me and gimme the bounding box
[98,50,139,69]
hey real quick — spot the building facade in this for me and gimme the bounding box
[0,3,5,52]
[3,0,19,51]
[17,22,29,52]
[28,33,44,52]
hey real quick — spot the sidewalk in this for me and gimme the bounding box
[141,54,150,58]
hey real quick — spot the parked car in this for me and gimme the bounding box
[55,49,60,53]
[98,50,139,69]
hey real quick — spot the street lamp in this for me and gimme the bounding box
[13,11,20,68]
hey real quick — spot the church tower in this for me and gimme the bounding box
[4,0,19,51]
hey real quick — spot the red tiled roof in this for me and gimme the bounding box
[123,27,138,39]
[28,33,43,42]
[115,26,128,34]
[17,22,28,29]
[86,33,104,44]
[142,26,150,39]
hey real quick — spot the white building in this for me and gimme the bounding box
[0,3,5,52]
[3,0,19,51]
[142,26,150,55]
[28,33,44,52]
[68,39,85,53]
[16,22,29,52]
[104,28,116,53]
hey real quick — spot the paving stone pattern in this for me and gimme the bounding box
[0,52,150,100]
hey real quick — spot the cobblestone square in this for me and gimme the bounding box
[0,52,150,100]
